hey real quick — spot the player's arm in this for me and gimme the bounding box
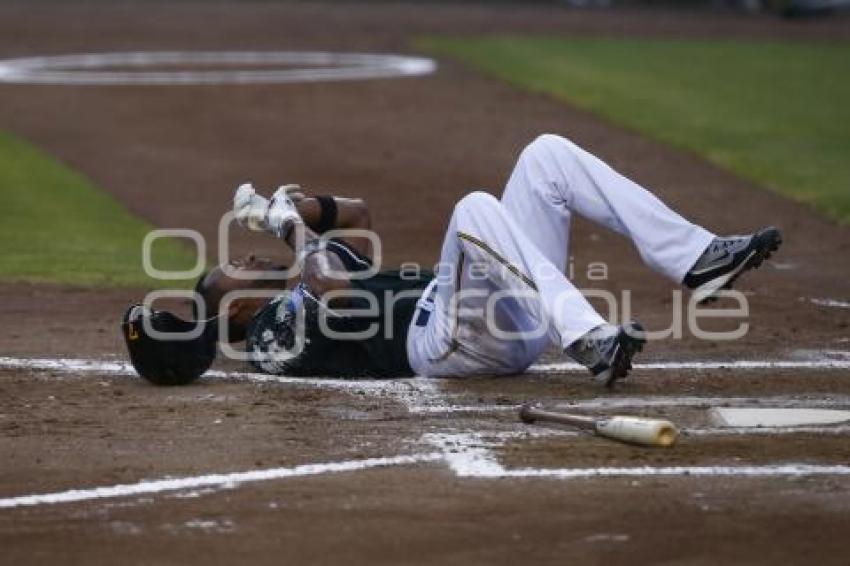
[282,223,354,306]
[302,249,353,306]
[296,197,371,232]
[233,182,373,270]
[286,187,372,259]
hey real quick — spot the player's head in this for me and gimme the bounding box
[194,254,289,342]
[122,303,218,385]
[121,255,287,385]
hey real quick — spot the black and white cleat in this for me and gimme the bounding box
[566,321,646,388]
[684,227,783,304]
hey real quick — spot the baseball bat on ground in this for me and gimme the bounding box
[519,404,678,447]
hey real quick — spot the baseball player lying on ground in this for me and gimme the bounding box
[123,134,781,387]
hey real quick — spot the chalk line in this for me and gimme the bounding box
[0,356,440,410]
[423,433,850,479]
[3,355,847,416]
[4,451,848,510]
[2,354,848,383]
[531,358,850,372]
[0,453,443,509]
[464,464,850,479]
[4,427,850,509]
[408,394,850,415]
[808,297,850,309]
[686,424,850,436]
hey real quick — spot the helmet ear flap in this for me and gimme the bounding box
[121,304,218,386]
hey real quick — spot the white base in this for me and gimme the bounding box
[710,407,850,428]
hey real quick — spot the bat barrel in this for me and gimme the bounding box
[595,416,678,447]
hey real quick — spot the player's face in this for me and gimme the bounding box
[206,255,291,342]
[218,255,291,290]
[227,254,282,275]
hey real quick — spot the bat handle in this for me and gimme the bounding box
[519,404,596,429]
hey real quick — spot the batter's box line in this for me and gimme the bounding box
[2,354,849,411]
[408,394,850,415]
[2,355,849,381]
[2,355,849,417]
[532,358,850,372]
[422,431,850,479]
[0,356,444,412]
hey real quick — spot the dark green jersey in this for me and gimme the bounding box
[347,270,434,376]
[246,263,433,378]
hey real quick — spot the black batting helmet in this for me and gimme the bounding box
[121,304,218,386]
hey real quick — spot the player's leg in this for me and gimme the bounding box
[501,133,713,282]
[503,134,781,300]
[450,192,604,344]
[408,192,643,384]
[407,200,562,378]
[500,143,573,272]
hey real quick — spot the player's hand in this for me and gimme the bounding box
[281,183,306,203]
[266,185,303,240]
[233,182,271,232]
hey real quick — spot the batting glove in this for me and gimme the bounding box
[233,182,271,232]
[266,184,303,240]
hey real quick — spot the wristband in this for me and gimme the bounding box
[314,195,338,234]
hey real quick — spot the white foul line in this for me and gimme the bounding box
[0,454,443,509]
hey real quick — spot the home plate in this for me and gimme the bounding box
[710,408,850,428]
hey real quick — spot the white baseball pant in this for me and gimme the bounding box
[406,134,715,378]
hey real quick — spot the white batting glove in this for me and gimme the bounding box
[233,182,271,232]
[281,183,306,203]
[266,184,303,240]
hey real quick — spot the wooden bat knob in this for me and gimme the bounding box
[519,403,537,424]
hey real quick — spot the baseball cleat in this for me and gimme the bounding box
[684,227,782,304]
[565,321,646,388]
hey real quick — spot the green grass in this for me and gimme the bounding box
[0,130,200,287]
[418,36,850,223]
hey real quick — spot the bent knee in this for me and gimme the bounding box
[515,133,581,192]
[525,133,573,156]
[452,191,502,237]
[454,190,499,214]
[534,133,566,146]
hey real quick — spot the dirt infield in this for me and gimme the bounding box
[1,2,849,564]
